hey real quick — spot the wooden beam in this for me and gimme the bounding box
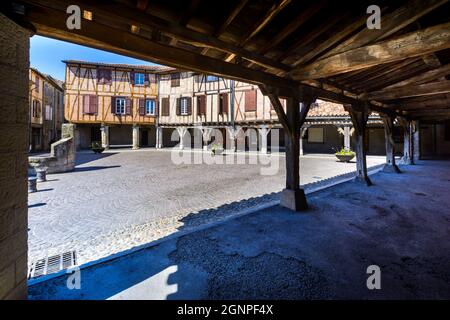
[383,64,450,89]
[213,0,249,36]
[23,4,296,90]
[364,81,450,100]
[26,0,291,72]
[291,22,450,80]
[321,0,449,59]
[224,0,291,62]
[258,1,325,54]
[179,0,202,26]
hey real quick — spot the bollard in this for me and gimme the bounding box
[36,168,47,182]
[28,176,38,193]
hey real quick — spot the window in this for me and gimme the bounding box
[32,100,41,118]
[134,73,145,86]
[45,105,52,120]
[180,98,188,115]
[145,99,156,115]
[171,73,180,87]
[115,97,126,114]
[206,75,219,82]
[307,127,324,143]
[35,77,39,93]
[445,121,450,141]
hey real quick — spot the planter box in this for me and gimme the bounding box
[336,154,355,162]
[92,147,105,154]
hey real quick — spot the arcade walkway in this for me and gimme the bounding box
[29,160,450,299]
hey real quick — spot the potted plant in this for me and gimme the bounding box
[211,143,224,156]
[91,141,105,154]
[335,148,356,162]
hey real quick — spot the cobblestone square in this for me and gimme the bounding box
[28,149,384,266]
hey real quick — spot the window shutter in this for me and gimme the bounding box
[245,89,257,112]
[89,95,98,114]
[162,98,169,116]
[82,95,90,114]
[139,99,145,116]
[130,71,135,85]
[144,73,149,86]
[97,68,103,84]
[155,99,159,116]
[126,98,132,115]
[197,95,206,115]
[176,98,181,116]
[220,93,228,114]
[111,97,116,114]
[187,97,192,115]
[104,69,112,85]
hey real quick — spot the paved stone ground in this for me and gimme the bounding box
[28,148,384,267]
[28,160,450,299]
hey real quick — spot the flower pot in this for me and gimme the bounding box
[28,176,37,193]
[92,147,105,154]
[335,154,355,162]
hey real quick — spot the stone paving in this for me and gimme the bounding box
[28,148,385,267]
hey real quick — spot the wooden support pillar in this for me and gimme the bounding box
[346,103,372,186]
[382,116,401,173]
[260,85,315,211]
[399,118,414,165]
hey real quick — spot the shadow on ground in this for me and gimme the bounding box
[28,161,450,300]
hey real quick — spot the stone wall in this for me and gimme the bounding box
[29,124,76,173]
[0,13,30,300]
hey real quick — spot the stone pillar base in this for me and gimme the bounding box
[280,188,308,211]
[383,164,401,173]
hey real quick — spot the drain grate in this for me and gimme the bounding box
[28,251,77,279]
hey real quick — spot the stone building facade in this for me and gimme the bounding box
[29,68,64,152]
[0,12,29,300]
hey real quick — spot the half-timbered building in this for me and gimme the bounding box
[63,60,172,149]
[29,68,64,152]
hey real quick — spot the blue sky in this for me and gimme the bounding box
[30,35,161,81]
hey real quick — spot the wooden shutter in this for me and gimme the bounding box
[130,71,135,85]
[161,98,169,116]
[82,95,90,114]
[187,97,192,115]
[139,99,145,116]
[245,89,257,112]
[171,73,180,87]
[197,95,206,115]
[111,97,116,114]
[176,98,181,116]
[89,95,98,114]
[155,99,159,116]
[219,93,228,114]
[99,68,112,85]
[144,73,149,86]
[126,98,132,115]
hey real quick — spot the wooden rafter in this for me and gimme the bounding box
[364,81,450,100]
[383,64,450,89]
[178,0,202,26]
[320,0,449,59]
[214,0,249,37]
[291,22,450,80]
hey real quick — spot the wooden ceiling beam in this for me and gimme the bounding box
[213,0,249,37]
[320,0,448,59]
[23,4,296,90]
[363,81,450,100]
[27,0,291,72]
[291,22,450,80]
[178,0,202,26]
[258,1,326,54]
[383,64,450,89]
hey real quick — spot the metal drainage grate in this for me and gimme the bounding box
[28,251,77,279]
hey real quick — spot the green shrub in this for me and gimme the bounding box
[335,148,355,156]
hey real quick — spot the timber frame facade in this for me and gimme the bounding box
[29,67,64,152]
[66,61,389,153]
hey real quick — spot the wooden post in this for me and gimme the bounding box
[260,85,315,211]
[346,103,372,186]
[399,118,414,165]
[382,116,401,173]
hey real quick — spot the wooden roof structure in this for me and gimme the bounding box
[6,0,450,122]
